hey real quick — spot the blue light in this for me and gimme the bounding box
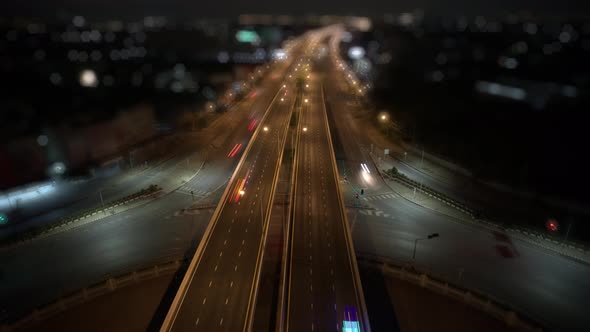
[343,320,360,332]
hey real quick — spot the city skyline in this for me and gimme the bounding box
[1,0,590,20]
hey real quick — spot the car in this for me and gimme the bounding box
[343,306,361,332]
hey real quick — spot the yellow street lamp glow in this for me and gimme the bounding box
[303,127,308,132]
[263,126,269,131]
[239,190,245,196]
[304,98,309,103]
[281,97,284,102]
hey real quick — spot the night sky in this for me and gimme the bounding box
[1,0,590,19]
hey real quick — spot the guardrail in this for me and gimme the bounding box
[357,255,545,332]
[0,185,162,249]
[379,168,590,263]
[159,76,290,332]
[276,83,303,331]
[382,169,476,217]
[1,259,183,332]
[321,83,372,332]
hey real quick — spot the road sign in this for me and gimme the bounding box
[0,213,7,225]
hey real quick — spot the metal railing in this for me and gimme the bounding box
[357,254,545,332]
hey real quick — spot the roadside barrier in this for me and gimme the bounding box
[0,185,162,248]
[0,259,183,332]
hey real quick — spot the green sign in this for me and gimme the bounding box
[0,213,7,225]
[236,30,260,43]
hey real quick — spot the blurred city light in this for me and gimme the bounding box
[79,69,98,87]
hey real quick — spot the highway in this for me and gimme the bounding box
[161,67,296,330]
[3,27,590,332]
[284,57,368,331]
[0,46,299,322]
[322,34,590,331]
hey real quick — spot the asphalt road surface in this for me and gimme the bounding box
[163,78,295,331]
[322,36,590,331]
[285,68,366,332]
[0,52,296,323]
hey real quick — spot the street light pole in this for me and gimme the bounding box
[99,189,105,209]
[412,233,440,261]
[421,149,425,168]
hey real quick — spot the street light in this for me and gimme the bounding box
[412,233,439,261]
[263,126,269,132]
[302,127,308,132]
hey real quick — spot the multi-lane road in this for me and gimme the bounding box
[323,33,590,331]
[161,82,294,331]
[3,27,590,332]
[0,43,299,322]
[283,63,368,331]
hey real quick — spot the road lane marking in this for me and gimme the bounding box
[239,251,242,257]
[235,265,238,271]
[209,280,213,287]
[219,318,224,326]
[225,297,229,305]
[195,318,199,326]
[202,297,207,304]
[214,265,218,271]
[219,251,223,257]
[230,281,233,288]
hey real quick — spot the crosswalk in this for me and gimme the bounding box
[358,208,393,219]
[361,193,398,201]
[177,184,209,197]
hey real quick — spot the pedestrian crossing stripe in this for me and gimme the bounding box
[178,186,209,196]
[358,209,393,219]
[361,193,398,201]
